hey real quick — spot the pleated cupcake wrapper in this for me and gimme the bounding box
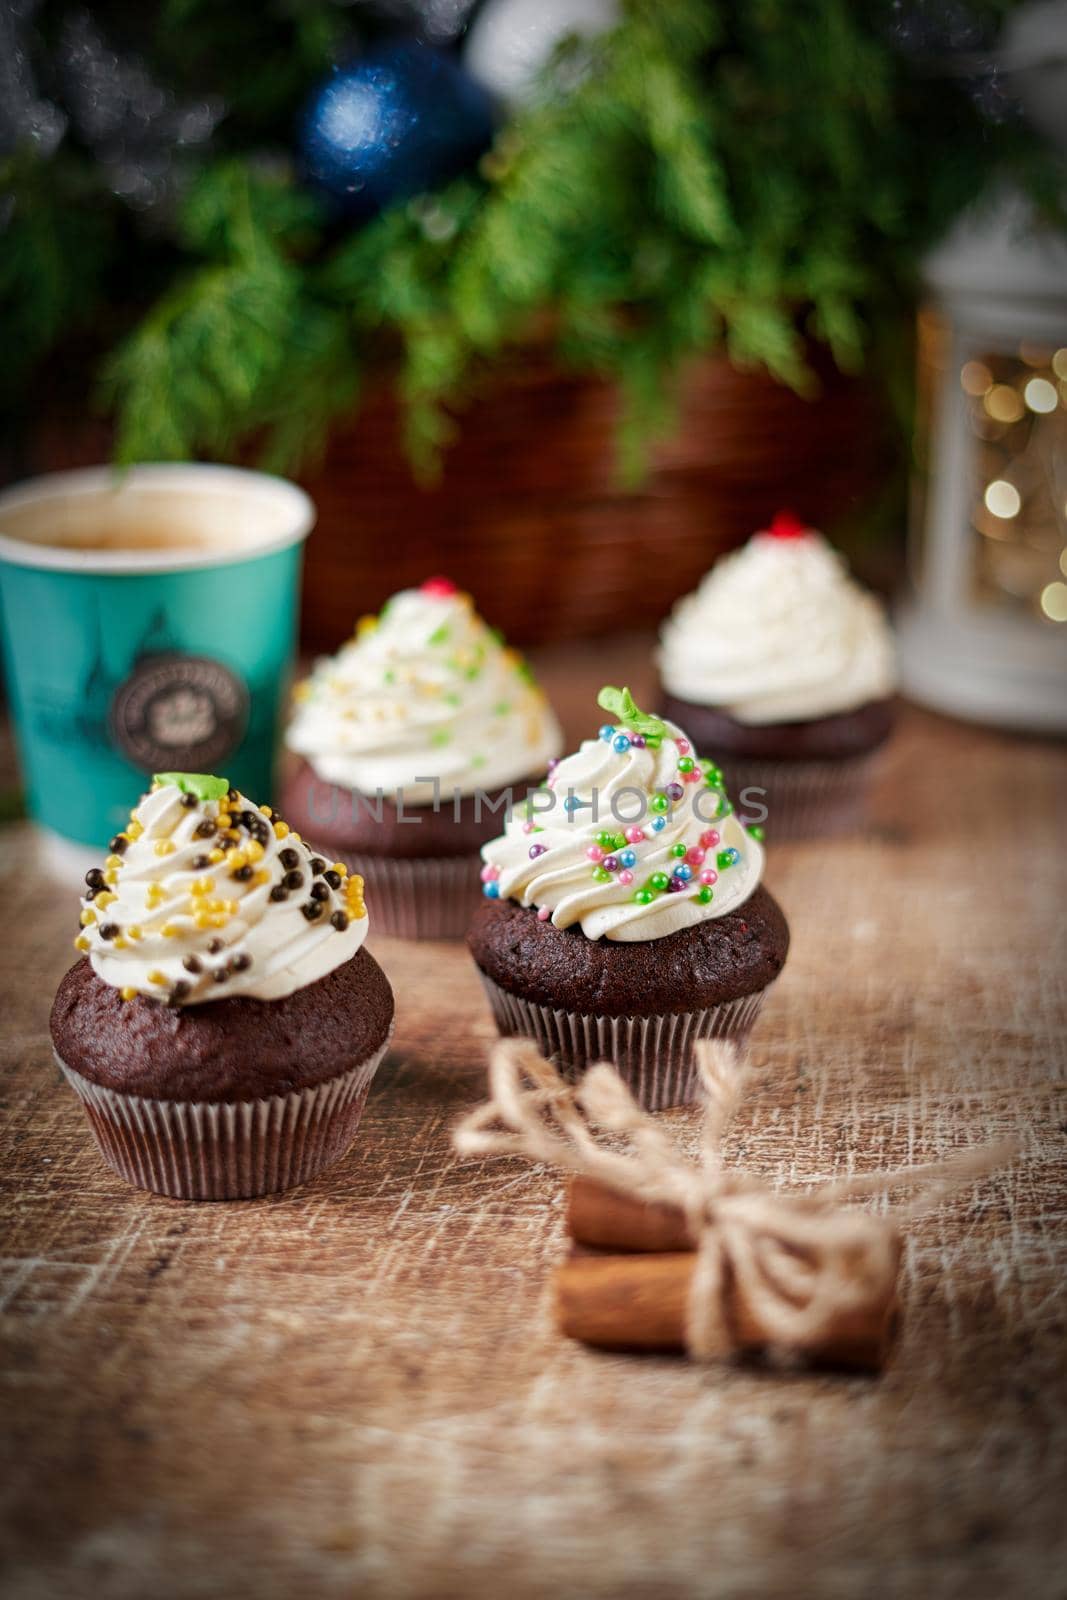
[55,1028,392,1201]
[722,750,883,841]
[478,975,772,1112]
[340,852,481,940]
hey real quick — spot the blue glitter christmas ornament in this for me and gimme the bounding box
[299,41,496,218]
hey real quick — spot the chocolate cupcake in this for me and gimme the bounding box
[283,578,562,938]
[468,688,789,1110]
[50,773,394,1199]
[657,513,896,838]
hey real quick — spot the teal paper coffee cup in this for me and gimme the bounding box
[0,464,315,850]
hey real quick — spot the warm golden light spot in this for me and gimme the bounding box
[1040,582,1067,622]
[1023,377,1058,414]
[984,480,1021,519]
[984,385,1024,424]
[960,360,992,397]
[1052,349,1067,380]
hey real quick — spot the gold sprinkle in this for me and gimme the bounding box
[252,870,270,887]
[210,913,228,928]
[127,926,143,941]
[208,848,225,864]
[191,877,215,896]
[126,821,143,840]
[331,861,347,877]
[120,986,138,1002]
[147,970,167,986]
[104,869,119,886]
[193,911,213,930]
[94,891,116,909]
[113,937,129,950]
[161,923,180,937]
[259,804,273,817]
[228,850,248,870]
[74,935,90,952]
[79,908,96,926]
[154,840,176,857]
[289,831,301,844]
[245,841,264,864]
[105,854,123,868]
[273,820,290,839]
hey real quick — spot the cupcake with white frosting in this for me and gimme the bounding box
[657,514,896,837]
[283,578,562,939]
[50,772,395,1199]
[468,687,789,1110]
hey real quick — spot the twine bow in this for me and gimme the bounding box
[454,1040,1017,1363]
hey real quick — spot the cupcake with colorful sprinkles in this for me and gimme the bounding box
[657,513,896,838]
[468,688,789,1110]
[283,577,562,939]
[49,772,394,1199]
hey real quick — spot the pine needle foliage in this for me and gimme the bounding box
[4,0,1064,478]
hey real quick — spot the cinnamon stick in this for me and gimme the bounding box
[553,1249,901,1372]
[566,1176,694,1252]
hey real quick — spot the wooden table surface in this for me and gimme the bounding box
[1,640,1065,1600]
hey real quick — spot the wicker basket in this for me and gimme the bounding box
[297,343,891,648]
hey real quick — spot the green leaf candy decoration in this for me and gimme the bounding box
[153,772,231,801]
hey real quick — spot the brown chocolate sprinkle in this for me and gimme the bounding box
[279,847,299,870]
[169,981,191,1003]
[108,835,127,854]
[231,865,254,882]
[212,967,228,983]
[330,911,349,931]
[98,923,120,940]
[283,869,304,891]
[323,869,341,889]
[309,857,326,875]
[269,885,288,902]
[309,882,329,902]
[229,953,252,973]
[85,868,105,889]
[180,792,198,808]
[183,955,203,974]
[227,788,240,803]
[194,819,216,838]
[192,854,211,870]
[301,901,324,921]
[208,937,224,954]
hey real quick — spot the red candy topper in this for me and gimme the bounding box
[765,510,808,540]
[420,576,459,597]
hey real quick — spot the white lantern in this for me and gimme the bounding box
[898,186,1067,731]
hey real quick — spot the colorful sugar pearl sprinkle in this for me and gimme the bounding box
[483,687,755,915]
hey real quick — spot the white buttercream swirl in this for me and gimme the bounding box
[658,530,896,724]
[482,718,763,942]
[76,782,368,1004]
[286,585,562,803]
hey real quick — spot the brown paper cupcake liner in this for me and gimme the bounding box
[477,975,773,1111]
[338,852,481,940]
[723,751,883,841]
[55,1028,392,1200]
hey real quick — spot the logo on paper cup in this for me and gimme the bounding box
[109,654,249,773]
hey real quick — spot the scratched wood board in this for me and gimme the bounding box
[1,642,1065,1600]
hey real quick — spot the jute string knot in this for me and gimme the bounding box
[454,1039,1017,1363]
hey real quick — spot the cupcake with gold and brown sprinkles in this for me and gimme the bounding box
[50,772,393,1200]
